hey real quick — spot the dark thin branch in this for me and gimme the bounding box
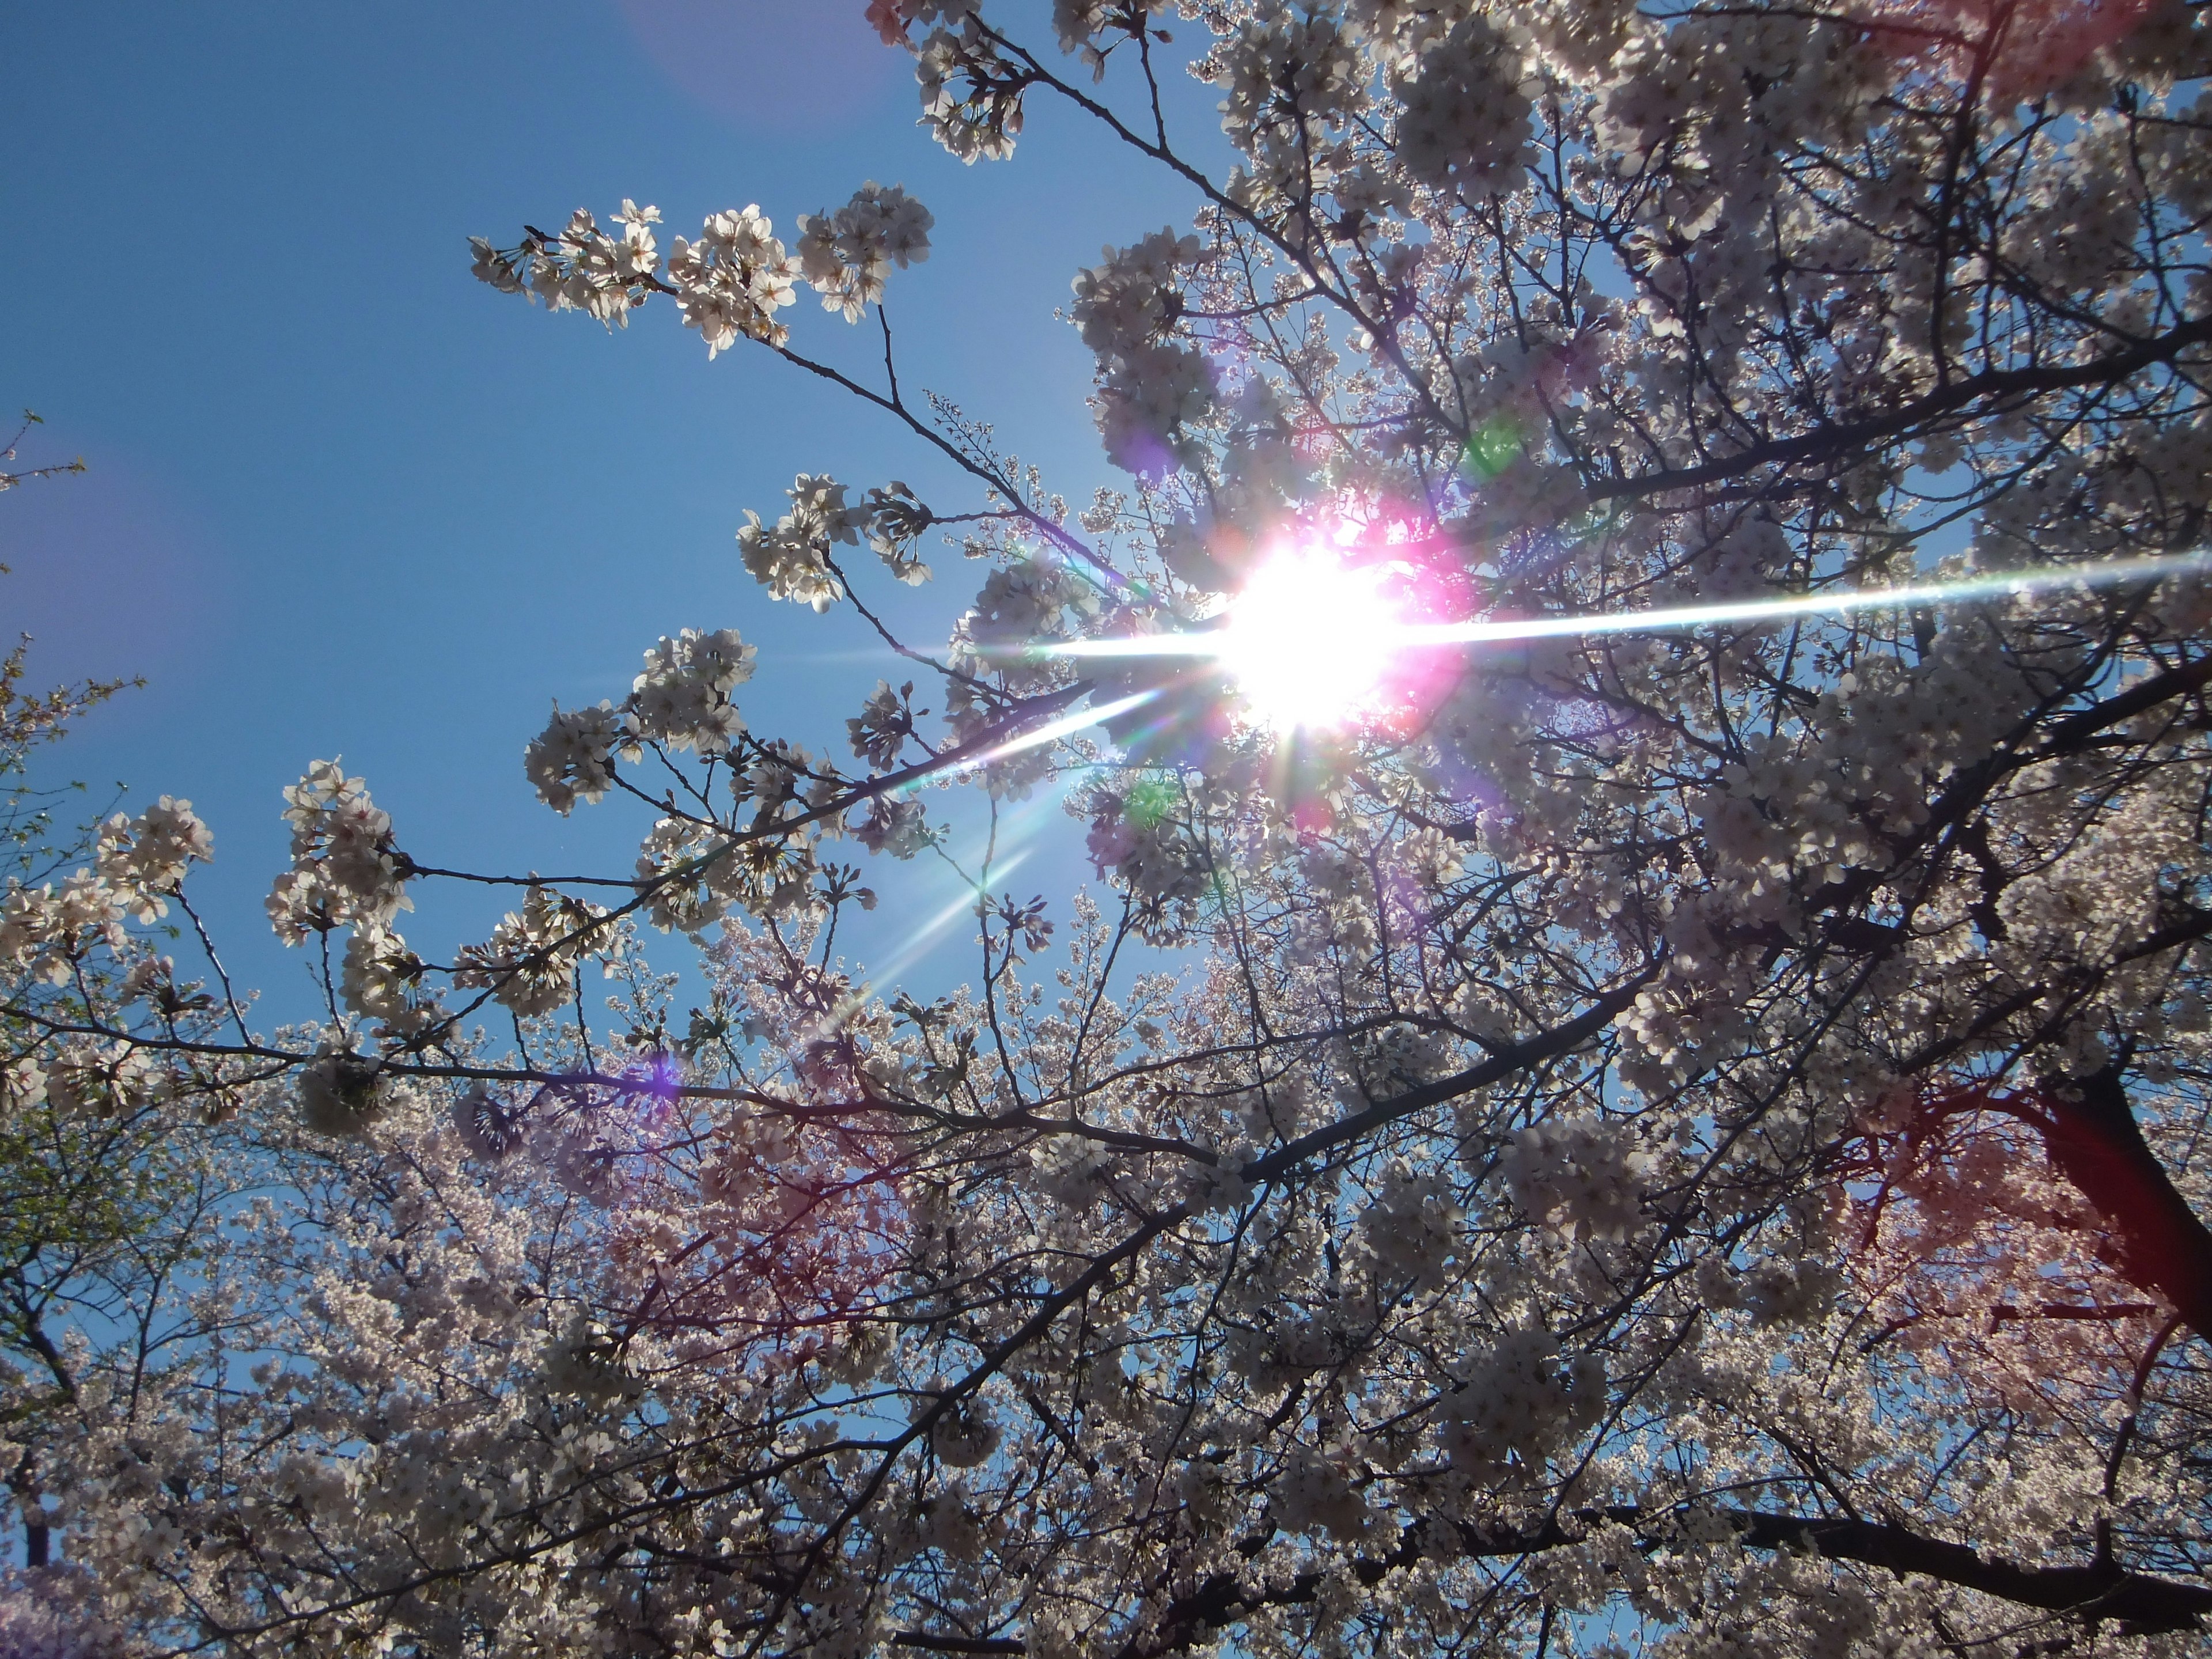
[1586,314,2212,503]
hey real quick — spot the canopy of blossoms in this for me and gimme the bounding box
[6,2,2212,1656]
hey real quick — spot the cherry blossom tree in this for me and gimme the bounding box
[11,1,2212,1654]
[0,424,206,1659]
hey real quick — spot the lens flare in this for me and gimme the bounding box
[1393,550,2212,650]
[1218,546,1406,732]
[837,848,1033,1021]
[1050,550,2212,684]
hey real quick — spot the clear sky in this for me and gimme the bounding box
[2,1,1218,1015]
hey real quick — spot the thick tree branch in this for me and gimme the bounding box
[1123,1505,2212,1657]
[892,1636,1024,1655]
[1724,1509,2210,1633]
[2041,1064,2212,1343]
[1588,315,2212,502]
[1241,968,1660,1185]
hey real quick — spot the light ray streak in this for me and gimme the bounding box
[1043,551,2212,662]
[840,848,1036,1015]
[810,694,1156,1039]
[898,687,1162,794]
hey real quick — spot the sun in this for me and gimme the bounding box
[1217,544,1404,733]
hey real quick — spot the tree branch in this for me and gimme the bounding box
[2041,1063,2212,1343]
[1121,1505,2212,1657]
[1587,314,2212,503]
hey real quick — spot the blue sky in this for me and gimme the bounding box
[2,1,1219,1015]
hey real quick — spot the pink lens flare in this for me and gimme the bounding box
[1852,0,2164,104]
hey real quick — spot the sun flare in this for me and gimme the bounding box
[1218,546,1404,733]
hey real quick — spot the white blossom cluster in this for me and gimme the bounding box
[90,797,211,919]
[853,791,933,859]
[1215,7,1368,209]
[1270,1445,1372,1540]
[666,203,799,354]
[914,12,1024,163]
[846,678,912,770]
[0,797,210,986]
[337,926,436,1036]
[255,764,453,1046]
[963,548,1100,652]
[630,626,756,755]
[1357,1155,1461,1284]
[468,200,661,326]
[264,762,410,944]
[452,882,614,1017]
[796,181,934,321]
[1027,1127,1113,1205]
[1051,0,1171,56]
[738,473,863,611]
[1502,1112,1654,1243]
[1389,13,1537,196]
[474,183,937,357]
[868,0,981,47]
[737,472,932,613]
[522,699,628,815]
[1084,783,1211,918]
[522,626,760,816]
[1437,1327,1608,1475]
[0,1573,118,1659]
[1071,230,1215,477]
